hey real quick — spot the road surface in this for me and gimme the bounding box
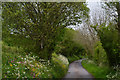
[63,59,95,80]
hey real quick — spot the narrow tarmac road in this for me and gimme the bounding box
[63,59,95,80]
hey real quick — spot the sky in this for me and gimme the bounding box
[70,1,104,30]
[87,2,103,22]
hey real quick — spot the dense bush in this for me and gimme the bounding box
[2,34,36,53]
[51,53,69,78]
[91,23,120,66]
[94,41,108,66]
[54,28,85,57]
[67,54,86,63]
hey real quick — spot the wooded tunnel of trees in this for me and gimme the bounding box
[1,1,120,79]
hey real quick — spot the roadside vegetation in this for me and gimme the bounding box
[82,59,120,79]
[1,2,120,79]
[2,41,68,78]
[82,59,111,78]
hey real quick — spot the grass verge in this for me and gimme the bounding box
[81,59,111,78]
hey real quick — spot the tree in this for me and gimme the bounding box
[100,2,120,66]
[2,2,89,60]
[102,2,120,39]
[54,28,85,57]
[88,2,120,66]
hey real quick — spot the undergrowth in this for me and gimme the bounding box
[2,42,68,78]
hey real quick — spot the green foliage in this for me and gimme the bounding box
[101,2,120,66]
[51,53,69,78]
[102,2,120,36]
[2,2,89,60]
[68,55,80,63]
[82,59,111,78]
[68,54,86,63]
[91,23,120,66]
[2,41,68,78]
[2,34,36,53]
[90,22,120,79]
[54,28,85,57]
[94,41,108,66]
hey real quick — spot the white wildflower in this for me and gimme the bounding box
[23,72,25,74]
[25,76,27,78]
[27,67,29,69]
[30,61,32,63]
[33,59,35,61]
[16,67,19,70]
[26,55,28,58]
[24,61,27,64]
[17,62,21,64]
[18,73,20,77]
[7,71,10,73]
[24,58,26,60]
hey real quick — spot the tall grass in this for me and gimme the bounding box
[81,59,111,78]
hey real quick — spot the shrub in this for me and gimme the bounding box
[94,41,108,66]
[51,53,69,78]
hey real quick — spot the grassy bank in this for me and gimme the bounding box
[2,42,69,78]
[81,59,111,78]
